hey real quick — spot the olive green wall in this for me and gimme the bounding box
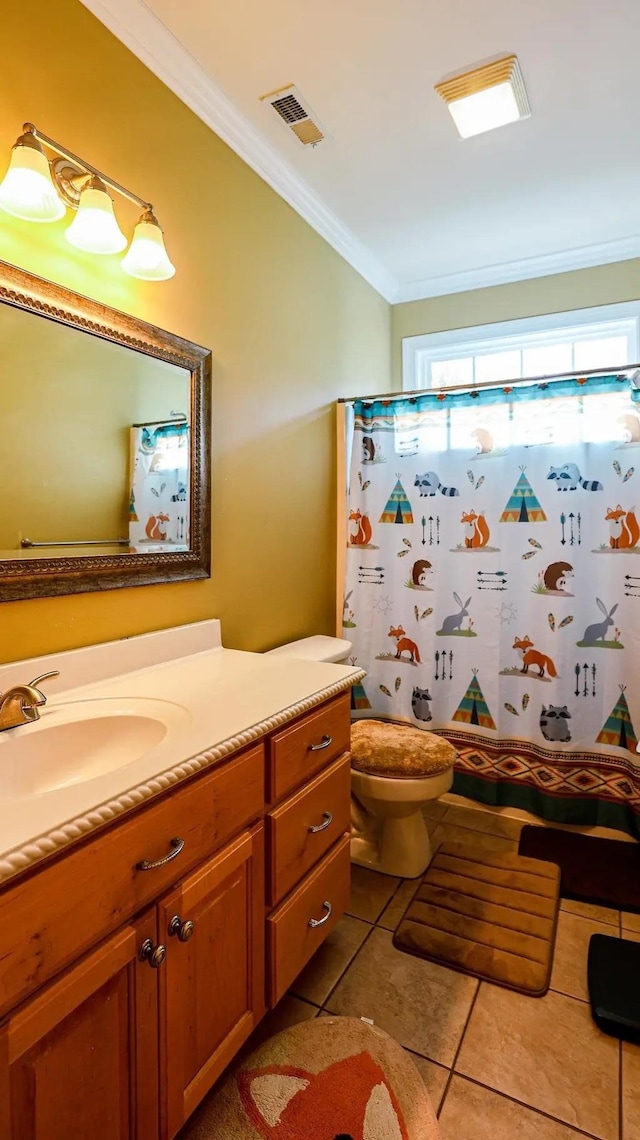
[392,259,640,385]
[0,0,391,663]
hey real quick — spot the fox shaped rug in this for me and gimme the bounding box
[181,1016,441,1140]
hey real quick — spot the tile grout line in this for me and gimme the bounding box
[436,977,481,1117]
[319,919,379,1014]
[377,873,411,927]
[452,1072,612,1140]
[291,912,375,1006]
[548,984,591,1006]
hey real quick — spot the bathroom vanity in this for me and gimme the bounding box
[0,622,363,1139]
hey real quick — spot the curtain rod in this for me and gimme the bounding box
[337,363,640,406]
[133,415,188,428]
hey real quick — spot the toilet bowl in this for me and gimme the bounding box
[350,766,453,879]
[349,719,455,878]
[266,636,456,879]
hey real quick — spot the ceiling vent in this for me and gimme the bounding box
[260,84,327,147]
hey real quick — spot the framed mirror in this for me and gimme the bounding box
[0,259,211,601]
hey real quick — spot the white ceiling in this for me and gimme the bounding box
[82,0,640,302]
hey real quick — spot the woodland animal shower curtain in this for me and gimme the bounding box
[343,373,640,836]
[129,420,189,551]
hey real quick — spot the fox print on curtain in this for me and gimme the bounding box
[343,374,640,837]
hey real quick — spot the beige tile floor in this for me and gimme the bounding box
[260,794,640,1140]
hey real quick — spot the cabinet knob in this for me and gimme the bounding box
[168,914,195,942]
[138,938,167,968]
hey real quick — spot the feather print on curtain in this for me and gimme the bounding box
[343,374,640,836]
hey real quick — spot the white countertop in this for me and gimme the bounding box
[0,621,363,884]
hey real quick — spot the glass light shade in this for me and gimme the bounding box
[448,81,521,139]
[65,176,127,254]
[0,138,65,223]
[121,211,176,281]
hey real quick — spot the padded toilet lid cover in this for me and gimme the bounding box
[350,719,457,779]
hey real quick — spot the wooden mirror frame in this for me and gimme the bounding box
[0,260,211,601]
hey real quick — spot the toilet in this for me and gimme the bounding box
[350,719,455,879]
[266,636,456,879]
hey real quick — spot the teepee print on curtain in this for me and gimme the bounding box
[500,467,547,523]
[344,378,640,837]
[380,477,414,524]
[597,687,638,753]
[452,670,497,730]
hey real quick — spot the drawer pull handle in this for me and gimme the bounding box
[138,938,166,968]
[168,914,195,943]
[308,811,333,834]
[308,900,332,928]
[308,734,332,752]
[136,837,185,871]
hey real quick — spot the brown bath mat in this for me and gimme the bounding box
[519,825,640,913]
[393,842,560,995]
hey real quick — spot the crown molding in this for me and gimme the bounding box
[78,0,397,302]
[394,234,640,304]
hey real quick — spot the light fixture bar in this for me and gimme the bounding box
[24,123,152,212]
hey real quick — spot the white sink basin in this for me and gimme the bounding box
[0,697,191,799]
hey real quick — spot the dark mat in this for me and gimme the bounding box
[519,825,640,913]
[588,934,640,1043]
[393,841,560,995]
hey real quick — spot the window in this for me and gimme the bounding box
[402,304,640,391]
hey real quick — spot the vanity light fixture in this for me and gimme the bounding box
[435,54,530,139]
[0,123,175,279]
[0,127,66,222]
[65,175,128,255]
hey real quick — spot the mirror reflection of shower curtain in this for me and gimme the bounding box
[128,421,189,551]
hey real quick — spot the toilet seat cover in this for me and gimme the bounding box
[350,720,457,779]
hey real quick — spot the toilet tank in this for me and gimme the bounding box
[266,635,352,663]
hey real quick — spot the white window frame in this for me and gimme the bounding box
[402,302,640,391]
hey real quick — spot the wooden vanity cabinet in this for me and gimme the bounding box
[0,910,160,1140]
[0,690,353,1140]
[157,825,265,1139]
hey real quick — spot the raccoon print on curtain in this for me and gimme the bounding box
[343,373,640,837]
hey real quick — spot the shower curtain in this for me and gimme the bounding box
[343,373,640,836]
[128,420,189,551]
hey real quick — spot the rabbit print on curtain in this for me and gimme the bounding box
[343,375,640,837]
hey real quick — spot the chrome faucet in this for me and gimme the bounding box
[0,671,60,732]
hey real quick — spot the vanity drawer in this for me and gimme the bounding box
[0,743,265,1017]
[268,693,351,804]
[266,834,350,1006]
[267,753,351,907]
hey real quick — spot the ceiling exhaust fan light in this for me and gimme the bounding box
[448,82,521,139]
[436,55,530,139]
[66,175,127,254]
[0,131,65,222]
[121,210,175,280]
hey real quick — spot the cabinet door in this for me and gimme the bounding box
[158,824,265,1139]
[0,911,158,1140]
